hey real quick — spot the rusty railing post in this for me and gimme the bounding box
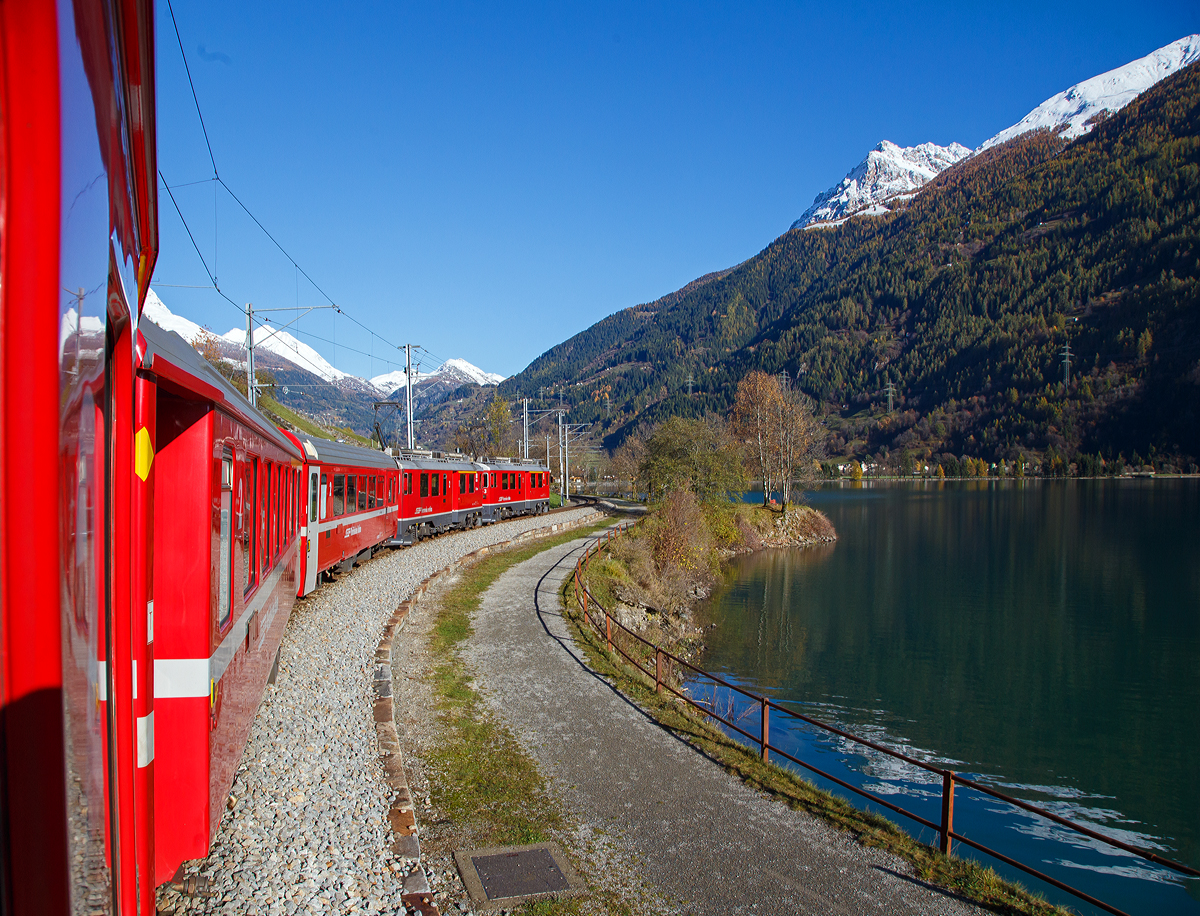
[606,612,612,653]
[760,699,770,761]
[940,771,956,856]
[655,649,663,693]
[582,586,589,626]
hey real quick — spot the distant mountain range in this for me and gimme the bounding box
[141,291,505,448]
[502,41,1200,470]
[791,35,1200,231]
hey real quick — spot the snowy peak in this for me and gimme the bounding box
[791,140,971,230]
[220,325,348,383]
[142,288,206,342]
[979,35,1200,151]
[142,289,506,392]
[370,359,505,396]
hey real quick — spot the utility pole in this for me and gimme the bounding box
[885,381,896,413]
[245,302,257,408]
[1061,339,1072,387]
[404,344,419,449]
[557,412,564,503]
[779,369,790,392]
[523,398,529,459]
[686,373,694,397]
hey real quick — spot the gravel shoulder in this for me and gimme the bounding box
[461,530,987,916]
[156,508,599,916]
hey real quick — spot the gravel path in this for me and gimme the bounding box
[156,508,598,916]
[462,530,986,916]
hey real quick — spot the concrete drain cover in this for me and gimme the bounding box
[454,843,583,910]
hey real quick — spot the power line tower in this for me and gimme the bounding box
[1061,339,1072,387]
[685,373,694,397]
[885,381,896,413]
[779,369,790,392]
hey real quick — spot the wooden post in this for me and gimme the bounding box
[760,700,770,761]
[655,649,663,694]
[940,771,956,856]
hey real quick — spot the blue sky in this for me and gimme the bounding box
[152,1,1200,380]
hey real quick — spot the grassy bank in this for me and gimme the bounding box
[422,519,642,915]
[564,536,1072,916]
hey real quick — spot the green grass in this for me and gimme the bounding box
[423,520,639,915]
[561,571,1074,916]
[259,396,334,440]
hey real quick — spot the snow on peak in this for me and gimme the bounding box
[220,324,348,383]
[790,140,971,230]
[979,35,1200,152]
[370,358,505,395]
[143,288,207,342]
[439,358,506,386]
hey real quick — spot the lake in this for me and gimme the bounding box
[692,479,1200,916]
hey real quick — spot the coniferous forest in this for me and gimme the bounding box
[503,62,1200,474]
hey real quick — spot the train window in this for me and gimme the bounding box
[442,473,448,496]
[346,475,356,513]
[468,474,475,494]
[491,472,497,488]
[358,476,367,511]
[420,472,429,497]
[369,476,376,509]
[334,474,345,516]
[219,452,234,629]
[431,473,439,497]
[247,458,259,593]
[459,473,465,495]
[502,473,508,491]
[262,464,271,576]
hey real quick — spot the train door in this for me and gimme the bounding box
[303,466,320,595]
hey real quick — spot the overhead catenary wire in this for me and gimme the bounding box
[160,14,432,375]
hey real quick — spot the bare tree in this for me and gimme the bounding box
[772,388,822,512]
[732,370,822,511]
[732,371,782,505]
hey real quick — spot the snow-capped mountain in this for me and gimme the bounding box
[142,289,205,342]
[146,286,350,383]
[790,141,971,230]
[979,35,1200,152]
[142,289,504,392]
[370,358,504,396]
[221,325,348,383]
[788,35,1200,233]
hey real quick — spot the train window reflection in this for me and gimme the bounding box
[334,474,345,516]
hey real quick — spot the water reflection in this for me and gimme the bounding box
[698,480,1200,915]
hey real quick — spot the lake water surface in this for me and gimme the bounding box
[694,480,1199,916]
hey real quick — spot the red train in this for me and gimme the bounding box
[0,5,551,912]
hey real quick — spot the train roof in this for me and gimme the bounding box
[290,434,398,471]
[139,318,302,460]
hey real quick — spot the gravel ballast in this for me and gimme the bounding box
[155,508,599,916]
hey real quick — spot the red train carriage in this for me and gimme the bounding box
[280,433,400,596]
[394,452,483,544]
[0,1,160,913]
[479,457,551,522]
[139,320,302,884]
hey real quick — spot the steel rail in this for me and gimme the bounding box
[571,522,1197,916]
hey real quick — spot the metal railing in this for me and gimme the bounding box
[572,523,1199,916]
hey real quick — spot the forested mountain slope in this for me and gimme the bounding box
[504,62,1200,470]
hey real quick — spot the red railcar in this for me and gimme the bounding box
[479,457,552,522]
[0,1,160,913]
[394,452,483,544]
[280,433,400,596]
[140,321,302,884]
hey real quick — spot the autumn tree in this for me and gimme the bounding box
[732,371,823,511]
[731,371,780,505]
